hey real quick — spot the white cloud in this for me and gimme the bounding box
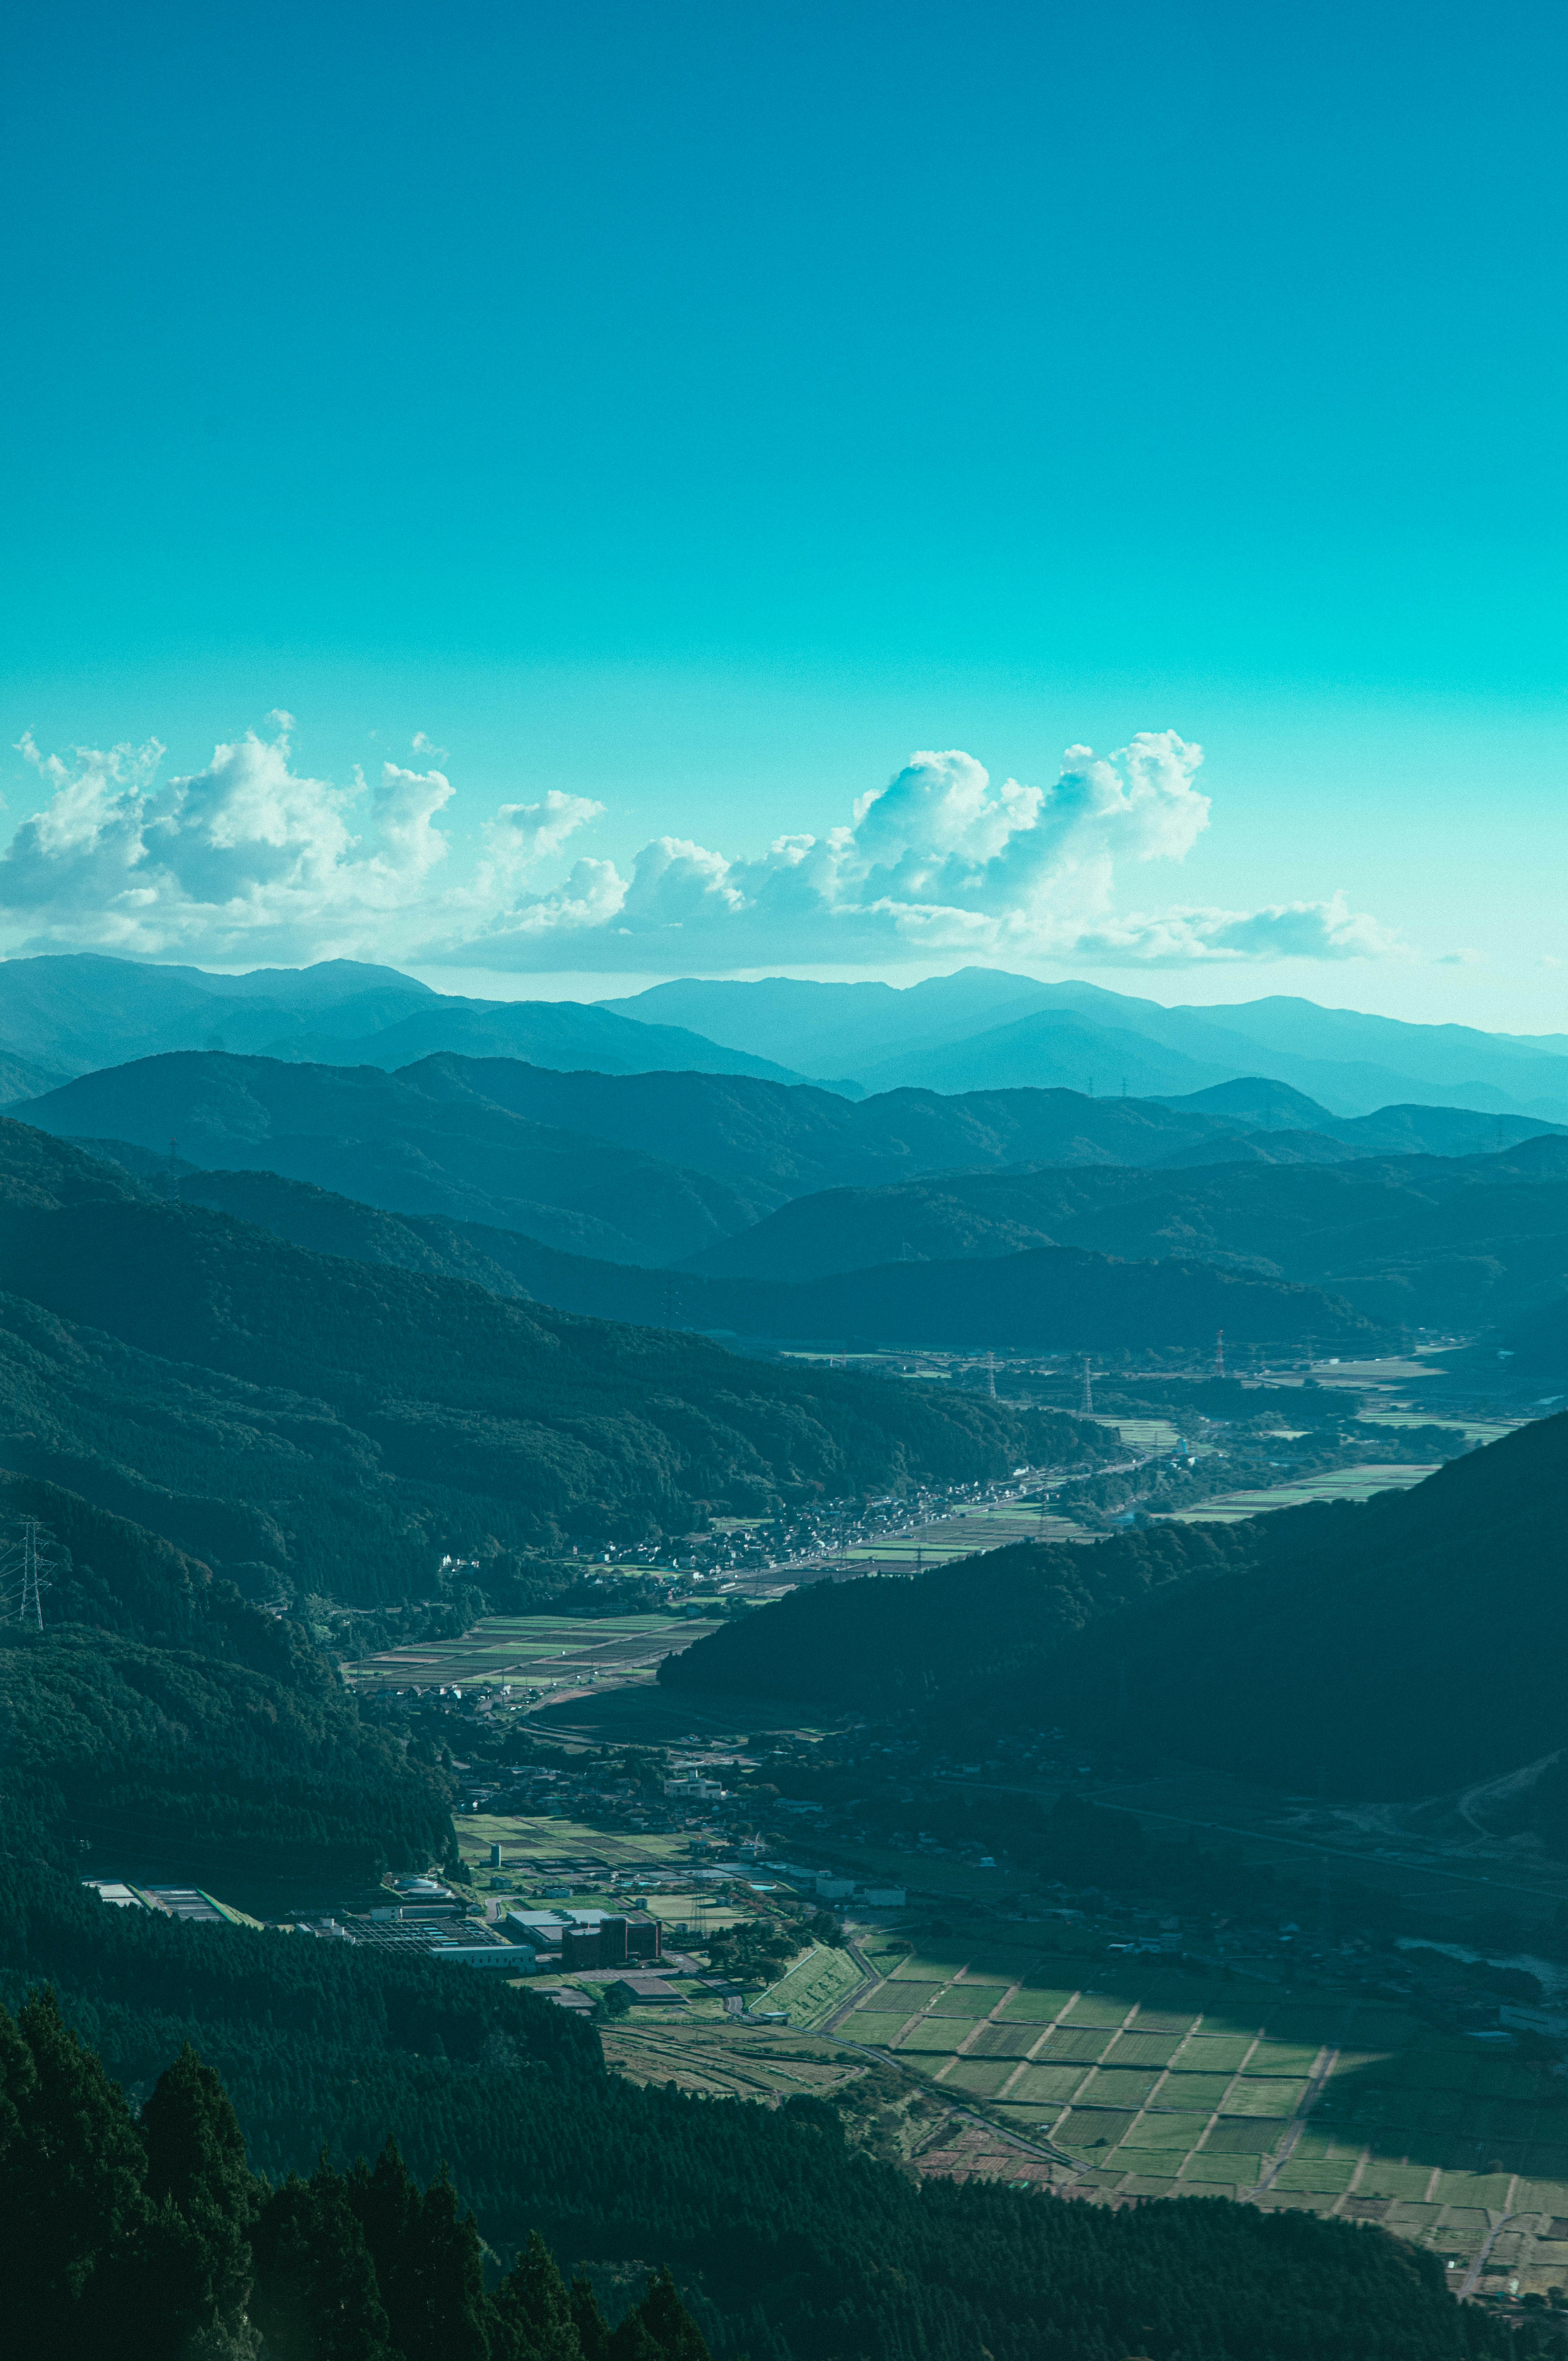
[1,722,458,962]
[0,721,1402,974]
[437,733,1400,973]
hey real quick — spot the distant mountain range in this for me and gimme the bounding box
[0,1120,1069,1591]
[7,956,1568,1135]
[87,1130,1568,1350]
[12,1051,775,1265]
[605,968,1568,1119]
[684,1134,1568,1335]
[0,952,808,1089]
[18,1051,1559,1276]
[16,1050,1568,1345]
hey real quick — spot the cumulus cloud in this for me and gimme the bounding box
[438,732,1400,972]
[0,721,1402,973]
[1,722,459,962]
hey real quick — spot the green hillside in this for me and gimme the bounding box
[69,1153,1370,1353]
[685,1137,1568,1332]
[669,1412,1568,1800]
[0,1121,1080,1601]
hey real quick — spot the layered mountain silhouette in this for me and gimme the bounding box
[0,1119,1078,1597]
[22,1049,1568,1343]
[0,952,808,1087]
[684,1134,1568,1334]
[606,968,1568,1119]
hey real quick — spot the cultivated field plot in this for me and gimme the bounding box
[343,1611,716,1696]
[454,1811,701,1882]
[599,2018,867,2104]
[756,1942,870,2029]
[836,1501,1094,1572]
[847,1936,1568,2292]
[1153,1463,1440,1526]
[1359,1410,1522,1446]
[1090,1417,1180,1449]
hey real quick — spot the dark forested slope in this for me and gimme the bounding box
[685,1136,1568,1332]
[18,1047,1352,1207]
[15,1051,771,1264]
[81,1154,1370,1351]
[669,1413,1568,1799]
[661,1520,1245,1709]
[2,1967,1519,2361]
[0,1122,1083,1598]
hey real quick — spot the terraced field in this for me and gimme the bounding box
[844,1937,1568,2298]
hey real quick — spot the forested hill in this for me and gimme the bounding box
[76,1156,1373,1352]
[13,1050,775,1265]
[0,1120,1093,1599]
[681,1136,1568,1335]
[660,1520,1246,1710]
[668,1413,1568,1801]
[17,1044,1425,1218]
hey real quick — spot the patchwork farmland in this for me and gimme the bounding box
[844,1934,1568,2300]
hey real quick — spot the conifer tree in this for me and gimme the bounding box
[570,2270,614,2361]
[628,2267,712,2361]
[3,1988,158,2360]
[493,2230,583,2361]
[250,2167,393,2361]
[141,2042,260,2339]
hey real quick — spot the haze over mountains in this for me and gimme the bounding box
[7,954,1568,1359]
[607,969,1568,1118]
[7,953,1568,1125]
[0,1121,1076,1593]
[0,952,808,1089]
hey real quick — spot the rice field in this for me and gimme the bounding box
[842,1935,1568,2295]
[342,1610,715,1695]
[1152,1463,1441,1526]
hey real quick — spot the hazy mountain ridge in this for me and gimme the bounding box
[608,968,1568,1118]
[0,951,811,1089]
[13,1051,776,1264]
[65,1150,1370,1355]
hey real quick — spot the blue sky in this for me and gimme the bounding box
[3,0,1566,1025]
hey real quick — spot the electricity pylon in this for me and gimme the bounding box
[1,1519,52,1629]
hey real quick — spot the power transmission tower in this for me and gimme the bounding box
[984,1349,997,1399]
[1,1519,52,1630]
[1079,1356,1095,1415]
[1214,1328,1225,1380]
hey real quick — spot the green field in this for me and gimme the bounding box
[838,1933,1568,2293]
[344,1610,717,1696]
[756,1943,869,2029]
[1358,1410,1521,1446]
[1154,1463,1441,1526]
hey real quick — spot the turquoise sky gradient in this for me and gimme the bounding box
[3,2,1566,1023]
